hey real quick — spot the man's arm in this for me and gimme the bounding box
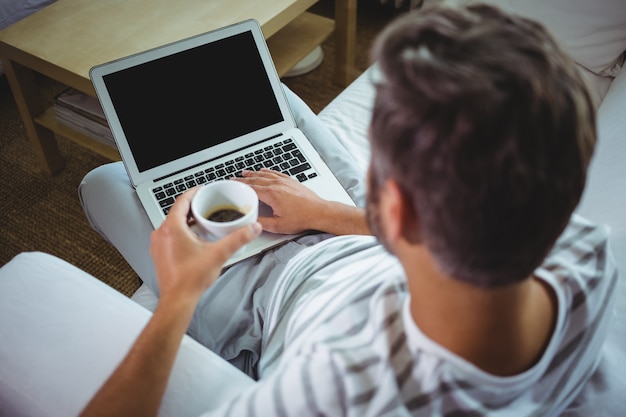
[237,169,371,236]
[79,189,261,417]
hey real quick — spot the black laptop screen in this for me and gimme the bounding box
[102,30,284,172]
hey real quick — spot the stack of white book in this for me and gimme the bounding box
[53,88,116,148]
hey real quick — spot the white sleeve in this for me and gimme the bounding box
[201,348,346,417]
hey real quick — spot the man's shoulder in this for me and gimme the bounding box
[537,213,617,363]
[546,214,612,272]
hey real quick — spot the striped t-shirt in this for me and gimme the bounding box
[202,214,617,416]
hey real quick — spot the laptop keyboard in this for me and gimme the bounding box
[151,138,318,215]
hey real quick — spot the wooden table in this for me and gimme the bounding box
[0,0,356,175]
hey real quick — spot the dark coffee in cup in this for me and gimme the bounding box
[205,206,245,222]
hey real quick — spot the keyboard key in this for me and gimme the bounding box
[159,197,175,208]
[293,150,306,163]
[289,163,311,176]
[153,186,163,192]
[155,191,166,200]
[164,141,311,191]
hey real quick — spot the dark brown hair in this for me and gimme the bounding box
[369,3,596,287]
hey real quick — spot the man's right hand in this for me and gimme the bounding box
[237,169,371,236]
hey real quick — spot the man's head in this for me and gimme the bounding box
[366,4,596,287]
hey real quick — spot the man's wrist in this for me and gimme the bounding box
[310,201,370,236]
[156,292,200,323]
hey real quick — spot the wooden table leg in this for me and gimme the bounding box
[2,59,65,175]
[334,0,357,86]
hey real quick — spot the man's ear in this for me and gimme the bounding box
[383,180,421,245]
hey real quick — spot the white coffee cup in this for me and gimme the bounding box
[190,181,259,243]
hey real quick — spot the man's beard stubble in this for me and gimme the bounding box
[366,168,393,253]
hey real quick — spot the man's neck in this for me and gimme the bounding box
[399,245,557,376]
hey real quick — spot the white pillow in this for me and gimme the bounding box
[423,0,626,77]
[485,0,626,78]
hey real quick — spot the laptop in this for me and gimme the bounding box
[89,19,355,267]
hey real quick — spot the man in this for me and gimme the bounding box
[79,3,616,416]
